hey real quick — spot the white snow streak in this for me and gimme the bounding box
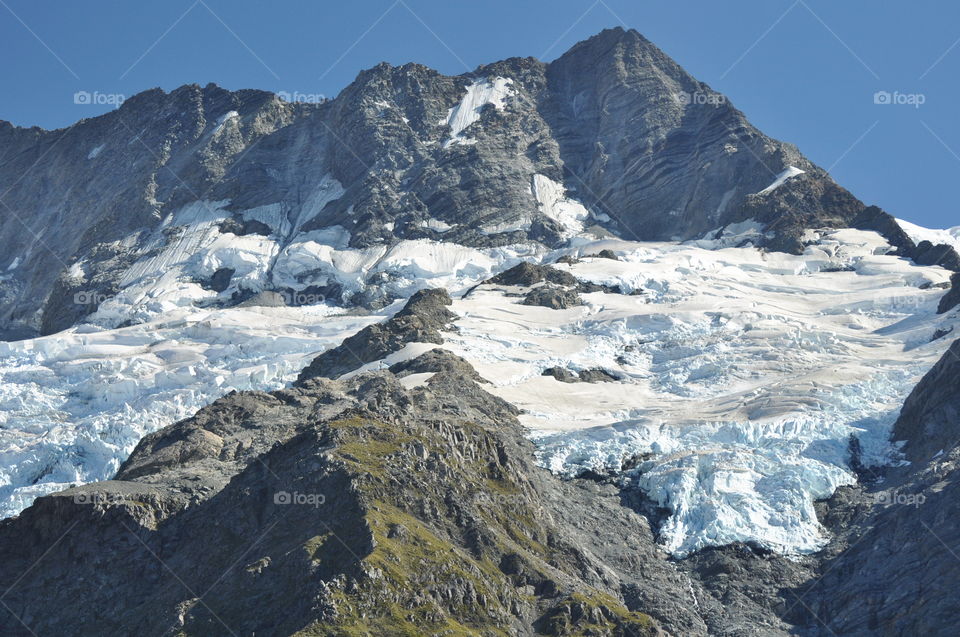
[756,166,805,195]
[442,77,513,147]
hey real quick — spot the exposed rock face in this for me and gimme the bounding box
[0,352,699,636]
[938,273,960,314]
[488,262,579,287]
[522,285,583,309]
[0,28,936,339]
[784,340,960,635]
[296,288,456,382]
[892,339,960,464]
[542,366,620,383]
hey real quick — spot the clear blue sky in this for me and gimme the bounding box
[1,0,958,229]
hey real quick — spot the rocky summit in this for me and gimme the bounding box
[1,26,960,637]
[2,27,957,340]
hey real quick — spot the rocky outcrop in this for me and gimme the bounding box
[938,273,960,314]
[0,350,712,636]
[522,285,583,309]
[542,367,620,383]
[854,205,960,272]
[892,339,960,464]
[388,347,487,383]
[487,262,579,287]
[296,288,456,382]
[487,261,629,307]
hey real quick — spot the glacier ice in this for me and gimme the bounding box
[896,217,960,254]
[0,304,378,518]
[1,218,958,562]
[443,230,958,557]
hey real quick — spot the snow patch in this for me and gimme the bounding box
[756,166,805,195]
[212,111,239,135]
[291,175,345,234]
[442,77,513,147]
[896,218,960,254]
[419,219,454,233]
[715,188,736,218]
[532,174,590,236]
[479,218,533,235]
[692,219,769,249]
[87,144,104,159]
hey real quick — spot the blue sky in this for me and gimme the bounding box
[1,0,958,229]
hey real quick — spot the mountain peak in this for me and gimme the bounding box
[0,27,953,342]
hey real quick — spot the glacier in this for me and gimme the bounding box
[897,217,960,254]
[442,229,958,557]
[0,303,376,517]
[1,198,958,560]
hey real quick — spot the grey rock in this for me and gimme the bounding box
[487,261,578,287]
[576,368,621,383]
[932,326,954,342]
[589,249,620,261]
[892,338,960,464]
[236,290,287,308]
[296,288,456,382]
[542,367,620,383]
[542,366,580,383]
[938,273,960,314]
[201,267,234,292]
[522,285,583,309]
[388,347,486,383]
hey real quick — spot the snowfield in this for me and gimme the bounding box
[0,304,377,517]
[442,229,958,556]
[0,209,957,561]
[897,217,960,254]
